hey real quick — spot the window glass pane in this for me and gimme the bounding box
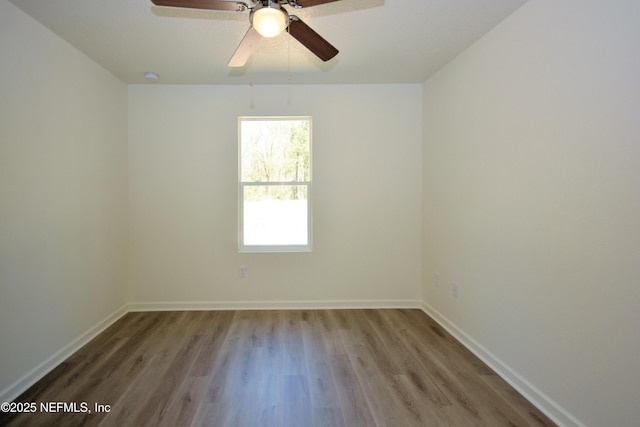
[243,185,308,246]
[241,119,310,182]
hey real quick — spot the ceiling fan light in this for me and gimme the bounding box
[252,6,288,38]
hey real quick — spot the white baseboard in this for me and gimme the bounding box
[421,302,585,427]
[0,305,128,404]
[128,299,422,311]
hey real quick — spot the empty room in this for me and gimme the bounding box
[1,0,638,426]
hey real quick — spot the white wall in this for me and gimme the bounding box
[421,1,640,426]
[0,0,128,400]
[128,84,422,308]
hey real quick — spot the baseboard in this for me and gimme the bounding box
[128,299,422,311]
[421,302,585,427]
[0,304,128,404]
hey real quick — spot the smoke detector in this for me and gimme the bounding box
[144,72,159,83]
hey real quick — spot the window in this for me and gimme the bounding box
[239,116,312,252]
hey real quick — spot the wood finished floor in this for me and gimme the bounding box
[2,309,555,427]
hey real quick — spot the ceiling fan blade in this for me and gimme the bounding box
[151,0,246,12]
[228,27,262,67]
[294,0,342,7]
[288,17,338,62]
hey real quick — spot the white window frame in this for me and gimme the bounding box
[238,116,313,253]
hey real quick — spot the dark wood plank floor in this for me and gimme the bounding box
[1,309,555,427]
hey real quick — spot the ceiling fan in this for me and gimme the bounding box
[151,0,340,67]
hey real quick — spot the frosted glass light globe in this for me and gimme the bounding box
[252,7,288,38]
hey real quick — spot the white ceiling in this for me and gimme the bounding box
[9,0,528,85]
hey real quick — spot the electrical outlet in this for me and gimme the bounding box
[239,265,247,278]
[452,282,458,298]
[435,273,440,287]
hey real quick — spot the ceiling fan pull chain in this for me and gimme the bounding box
[287,24,292,82]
